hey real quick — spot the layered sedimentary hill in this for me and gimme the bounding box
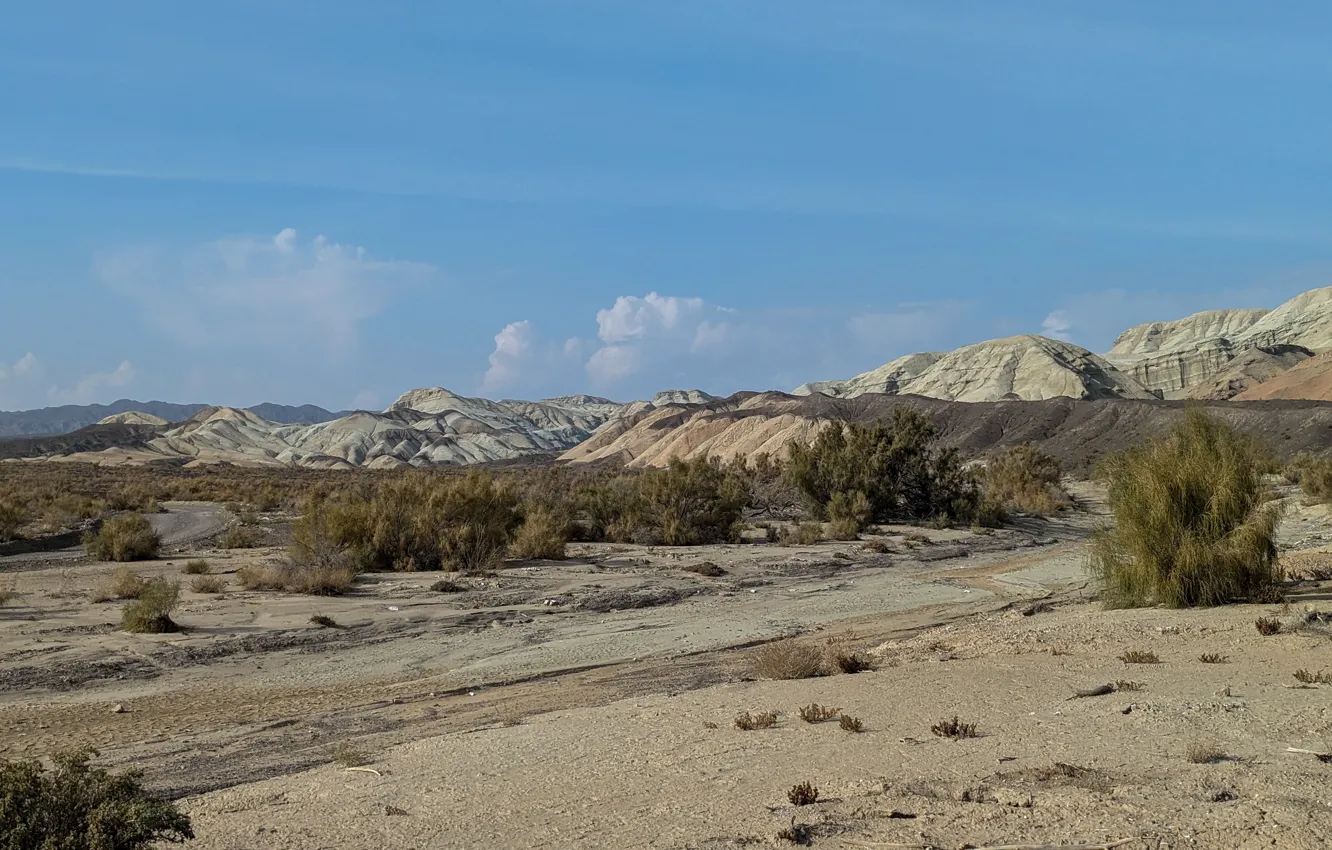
[795,336,1153,402]
[97,411,170,427]
[1233,352,1332,401]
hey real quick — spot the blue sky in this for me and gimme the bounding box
[3,1,1332,411]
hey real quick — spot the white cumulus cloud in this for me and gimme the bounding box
[94,228,435,356]
[1041,310,1073,342]
[47,361,137,405]
[596,293,705,343]
[483,320,535,390]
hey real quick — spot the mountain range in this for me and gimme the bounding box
[8,286,1332,469]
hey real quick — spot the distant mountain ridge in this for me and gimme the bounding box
[0,399,341,438]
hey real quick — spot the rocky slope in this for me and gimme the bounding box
[795,335,1153,402]
[0,399,340,438]
[1233,351,1332,401]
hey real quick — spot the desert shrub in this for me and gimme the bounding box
[327,742,369,767]
[217,525,261,550]
[84,513,160,562]
[838,714,865,733]
[0,746,193,848]
[683,561,726,577]
[981,444,1071,516]
[931,715,978,739]
[826,489,871,531]
[238,561,356,596]
[508,503,571,560]
[1198,653,1229,664]
[780,521,825,546]
[731,452,804,520]
[1285,452,1332,501]
[786,409,982,525]
[1118,649,1160,664]
[309,614,340,629]
[734,711,778,730]
[431,578,468,593]
[189,575,225,594]
[291,474,521,573]
[577,458,749,546]
[1185,739,1227,764]
[798,704,841,723]
[826,517,860,541]
[0,501,26,543]
[182,559,210,575]
[1088,411,1282,608]
[121,578,180,633]
[751,641,824,680]
[0,588,19,607]
[1255,616,1282,636]
[1115,680,1146,692]
[108,566,147,600]
[787,782,819,806]
[828,648,872,674]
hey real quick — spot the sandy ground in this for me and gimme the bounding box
[2,485,1331,847]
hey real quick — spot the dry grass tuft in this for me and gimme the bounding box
[780,521,825,546]
[238,561,357,596]
[1198,653,1229,664]
[1293,668,1332,684]
[786,781,819,806]
[327,742,370,767]
[0,587,20,607]
[1089,411,1282,608]
[734,711,778,731]
[431,578,468,593]
[751,641,825,680]
[682,561,726,577]
[931,715,978,739]
[1119,649,1160,664]
[798,704,841,723]
[827,648,872,674]
[1185,739,1228,764]
[309,614,340,628]
[182,559,211,575]
[1115,680,1146,692]
[1255,616,1282,636]
[120,578,180,633]
[838,714,865,733]
[776,821,813,846]
[188,575,225,594]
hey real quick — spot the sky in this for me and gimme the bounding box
[3,1,1332,411]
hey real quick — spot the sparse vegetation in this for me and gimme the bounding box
[827,647,872,674]
[1089,411,1282,608]
[189,575,226,594]
[217,524,261,549]
[798,704,841,723]
[327,742,370,767]
[0,587,19,607]
[1185,739,1228,764]
[734,711,778,731]
[1293,668,1332,684]
[838,714,864,733]
[120,578,180,633]
[776,820,813,846]
[507,503,571,560]
[1199,653,1229,664]
[981,444,1071,516]
[84,513,161,562]
[751,641,825,680]
[931,715,978,739]
[0,500,26,543]
[309,614,340,628]
[779,521,825,546]
[431,578,468,593]
[1255,617,1282,636]
[1119,649,1160,664]
[1115,680,1146,692]
[787,781,819,806]
[238,560,357,596]
[1285,452,1332,501]
[0,746,193,848]
[786,410,985,526]
[682,561,726,576]
[108,565,148,600]
[182,559,211,575]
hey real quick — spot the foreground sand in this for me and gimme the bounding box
[178,594,1332,850]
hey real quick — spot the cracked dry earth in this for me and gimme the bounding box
[2,486,1331,848]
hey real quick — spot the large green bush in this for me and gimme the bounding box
[786,409,981,525]
[0,747,193,849]
[576,457,750,545]
[1089,410,1282,608]
[84,514,161,562]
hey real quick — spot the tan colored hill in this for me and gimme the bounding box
[1104,308,1268,396]
[795,335,1153,402]
[1181,344,1313,400]
[1233,351,1332,401]
[95,411,170,427]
